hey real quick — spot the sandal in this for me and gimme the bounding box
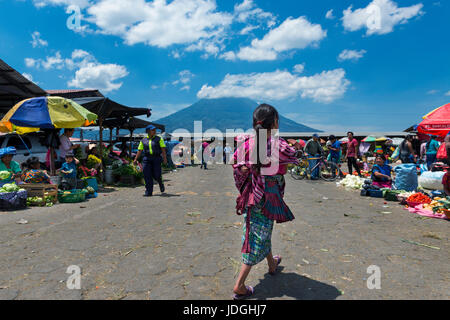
[232,286,254,300]
[268,255,282,275]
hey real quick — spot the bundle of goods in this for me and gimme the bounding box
[360,179,384,198]
[0,183,27,210]
[337,175,364,190]
[406,193,432,208]
[394,164,418,192]
[81,186,97,199]
[384,189,405,201]
[418,171,445,191]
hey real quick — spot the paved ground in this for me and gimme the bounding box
[0,165,448,300]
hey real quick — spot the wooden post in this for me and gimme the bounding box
[109,128,113,145]
[98,118,104,181]
[50,147,56,176]
[129,129,134,156]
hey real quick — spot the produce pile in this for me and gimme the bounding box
[0,171,11,180]
[337,175,365,189]
[0,183,25,193]
[27,195,55,207]
[406,193,432,204]
[113,164,142,177]
[421,197,448,214]
[81,186,95,195]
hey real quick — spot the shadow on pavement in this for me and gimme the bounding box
[157,193,181,198]
[252,267,341,300]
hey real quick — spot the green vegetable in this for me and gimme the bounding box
[2,183,19,192]
[0,171,11,180]
[86,186,95,194]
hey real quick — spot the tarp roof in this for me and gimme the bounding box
[46,89,104,99]
[102,117,165,132]
[0,59,47,112]
[47,90,151,120]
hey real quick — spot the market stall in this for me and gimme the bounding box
[0,96,98,207]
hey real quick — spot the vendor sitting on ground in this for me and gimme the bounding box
[371,154,393,189]
[0,147,22,184]
[21,157,51,184]
[60,152,79,190]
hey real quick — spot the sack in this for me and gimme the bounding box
[419,171,445,191]
[394,164,418,192]
[436,143,447,160]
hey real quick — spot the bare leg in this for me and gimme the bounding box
[266,252,277,273]
[233,264,252,295]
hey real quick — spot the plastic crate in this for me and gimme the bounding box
[369,190,384,198]
[58,190,86,203]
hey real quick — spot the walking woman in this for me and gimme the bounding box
[232,104,299,300]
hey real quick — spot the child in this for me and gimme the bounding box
[22,157,51,184]
[60,152,79,190]
[232,104,299,300]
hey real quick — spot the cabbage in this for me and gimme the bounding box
[0,171,11,180]
[2,183,19,192]
[337,175,365,190]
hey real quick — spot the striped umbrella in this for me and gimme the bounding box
[0,96,97,134]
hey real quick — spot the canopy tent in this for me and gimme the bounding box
[71,97,151,120]
[0,96,97,174]
[0,59,47,114]
[48,91,153,167]
[102,117,164,132]
[417,103,450,137]
[362,136,377,143]
[339,137,349,144]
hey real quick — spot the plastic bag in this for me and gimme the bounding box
[394,164,418,192]
[419,171,445,191]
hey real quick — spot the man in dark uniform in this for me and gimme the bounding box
[133,125,168,197]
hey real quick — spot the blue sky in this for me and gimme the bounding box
[0,0,449,132]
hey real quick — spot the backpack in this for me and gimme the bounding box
[436,143,447,160]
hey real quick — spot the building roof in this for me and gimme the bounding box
[0,59,47,112]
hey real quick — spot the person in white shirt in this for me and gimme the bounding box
[58,129,80,166]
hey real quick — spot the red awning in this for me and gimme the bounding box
[417,103,450,137]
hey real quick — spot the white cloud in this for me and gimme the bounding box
[338,49,367,62]
[325,9,335,20]
[293,64,305,74]
[427,89,439,95]
[172,70,195,87]
[342,0,424,36]
[42,52,65,70]
[22,73,34,81]
[197,68,350,104]
[30,31,48,48]
[445,91,450,96]
[230,16,326,62]
[25,58,38,68]
[32,0,91,9]
[25,50,128,93]
[68,63,128,93]
[234,0,276,28]
[87,0,233,50]
[239,25,258,35]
